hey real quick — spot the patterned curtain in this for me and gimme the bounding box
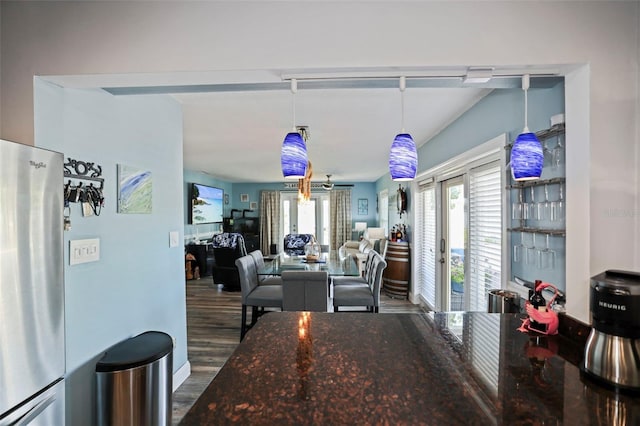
[259,191,280,254]
[330,189,352,250]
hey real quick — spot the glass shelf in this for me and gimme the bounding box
[508,227,565,237]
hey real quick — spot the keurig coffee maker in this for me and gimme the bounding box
[583,270,640,391]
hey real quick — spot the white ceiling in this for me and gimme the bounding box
[44,67,564,184]
[174,86,490,183]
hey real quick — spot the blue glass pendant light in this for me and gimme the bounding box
[389,76,417,181]
[281,79,307,179]
[510,74,543,181]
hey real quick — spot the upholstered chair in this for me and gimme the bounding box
[211,232,247,291]
[235,255,283,340]
[283,234,315,256]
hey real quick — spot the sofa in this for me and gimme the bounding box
[339,227,387,274]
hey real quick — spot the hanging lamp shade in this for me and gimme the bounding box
[510,132,543,181]
[389,133,417,181]
[510,75,543,181]
[281,131,307,179]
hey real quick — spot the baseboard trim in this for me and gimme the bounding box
[173,361,191,392]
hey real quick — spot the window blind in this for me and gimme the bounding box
[468,161,502,312]
[416,184,436,308]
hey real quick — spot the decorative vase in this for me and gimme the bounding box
[304,240,320,260]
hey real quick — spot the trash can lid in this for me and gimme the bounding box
[96,331,173,372]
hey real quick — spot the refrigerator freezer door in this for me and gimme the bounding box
[0,140,65,416]
[0,379,65,426]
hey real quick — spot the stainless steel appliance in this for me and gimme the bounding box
[583,270,640,391]
[0,139,66,425]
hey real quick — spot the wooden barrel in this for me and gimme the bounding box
[382,241,410,299]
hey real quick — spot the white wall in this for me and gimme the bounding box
[34,79,187,425]
[1,2,638,320]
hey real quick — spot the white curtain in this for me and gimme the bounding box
[260,191,280,254]
[330,189,352,250]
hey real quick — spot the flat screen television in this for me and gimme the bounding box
[189,183,224,224]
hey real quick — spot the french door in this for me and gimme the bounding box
[415,134,506,313]
[440,176,466,311]
[281,193,330,247]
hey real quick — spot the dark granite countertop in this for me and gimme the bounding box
[180,312,640,425]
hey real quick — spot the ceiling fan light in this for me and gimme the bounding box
[281,132,307,179]
[389,133,417,181]
[510,132,543,181]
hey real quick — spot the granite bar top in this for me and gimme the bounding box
[180,312,640,425]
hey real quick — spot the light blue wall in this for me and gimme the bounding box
[34,79,187,425]
[376,83,565,240]
[182,179,378,235]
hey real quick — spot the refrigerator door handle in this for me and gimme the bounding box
[1,389,57,426]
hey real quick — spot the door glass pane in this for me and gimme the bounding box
[322,199,329,246]
[297,200,316,235]
[283,199,291,236]
[446,180,465,311]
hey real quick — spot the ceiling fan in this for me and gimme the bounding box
[321,174,354,191]
[322,174,334,191]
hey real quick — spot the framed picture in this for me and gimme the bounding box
[224,193,229,205]
[117,164,152,214]
[357,198,368,215]
[240,193,249,202]
[250,201,258,210]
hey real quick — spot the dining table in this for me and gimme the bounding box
[257,252,360,277]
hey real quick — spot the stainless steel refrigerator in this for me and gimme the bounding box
[0,139,66,425]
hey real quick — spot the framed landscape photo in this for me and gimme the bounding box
[357,198,368,215]
[117,164,152,214]
[240,193,249,202]
[250,201,258,210]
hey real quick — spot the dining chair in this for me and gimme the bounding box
[281,271,329,312]
[332,250,377,287]
[235,255,283,340]
[333,250,387,313]
[248,249,282,286]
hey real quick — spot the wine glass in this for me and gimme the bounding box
[513,231,526,263]
[537,234,556,270]
[526,233,538,265]
[512,189,527,221]
[550,184,565,221]
[528,186,538,221]
[552,132,565,169]
[538,184,551,222]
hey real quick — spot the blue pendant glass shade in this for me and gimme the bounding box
[389,133,417,181]
[510,132,543,181]
[281,132,307,179]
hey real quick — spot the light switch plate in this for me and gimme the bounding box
[70,238,100,265]
[169,231,179,248]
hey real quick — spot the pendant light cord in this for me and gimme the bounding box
[524,86,528,130]
[400,76,406,133]
[291,78,298,132]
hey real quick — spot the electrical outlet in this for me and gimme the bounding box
[70,238,100,265]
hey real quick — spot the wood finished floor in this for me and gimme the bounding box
[171,277,426,424]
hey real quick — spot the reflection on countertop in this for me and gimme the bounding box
[180,312,640,425]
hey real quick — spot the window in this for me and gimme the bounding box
[379,189,389,236]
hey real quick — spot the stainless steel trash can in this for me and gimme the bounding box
[96,331,173,426]
[487,289,521,313]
